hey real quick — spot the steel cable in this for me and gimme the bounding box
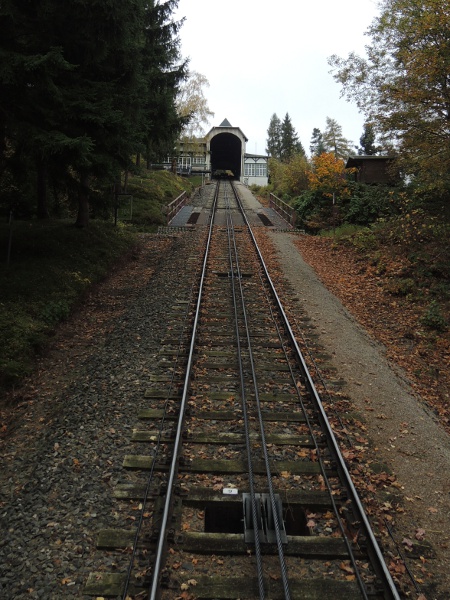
[228,183,291,599]
[223,184,266,598]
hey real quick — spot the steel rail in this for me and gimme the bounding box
[147,182,219,600]
[120,238,204,600]
[248,241,371,599]
[225,182,291,599]
[232,181,401,600]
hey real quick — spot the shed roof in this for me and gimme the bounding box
[346,155,395,168]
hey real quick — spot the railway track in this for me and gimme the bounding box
[85,181,401,599]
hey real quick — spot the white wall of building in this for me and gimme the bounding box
[243,155,268,186]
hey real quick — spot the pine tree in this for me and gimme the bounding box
[266,113,282,159]
[0,0,76,218]
[141,0,188,167]
[309,128,326,156]
[280,113,304,162]
[358,123,379,155]
[0,0,187,225]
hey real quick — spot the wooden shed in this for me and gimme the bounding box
[346,155,399,185]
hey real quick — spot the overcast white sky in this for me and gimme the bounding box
[174,0,379,156]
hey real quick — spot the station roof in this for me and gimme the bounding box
[206,118,248,143]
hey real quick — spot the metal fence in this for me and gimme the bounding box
[269,193,297,227]
[166,191,188,224]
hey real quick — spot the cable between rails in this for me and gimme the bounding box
[226,182,291,599]
[223,183,266,598]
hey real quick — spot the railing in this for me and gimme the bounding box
[269,193,297,227]
[166,191,188,224]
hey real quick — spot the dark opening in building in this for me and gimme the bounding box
[210,133,242,179]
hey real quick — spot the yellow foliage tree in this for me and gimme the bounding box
[308,153,354,200]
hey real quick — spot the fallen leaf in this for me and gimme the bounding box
[415,528,426,540]
[339,562,354,574]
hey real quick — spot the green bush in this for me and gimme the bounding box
[341,184,402,225]
[293,190,329,231]
[420,301,448,331]
[40,299,71,325]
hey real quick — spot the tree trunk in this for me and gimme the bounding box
[36,157,49,219]
[75,172,90,227]
[136,152,141,167]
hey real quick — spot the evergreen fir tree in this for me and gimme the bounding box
[280,113,304,162]
[309,128,326,156]
[358,122,379,155]
[266,113,282,159]
[141,0,188,167]
[0,0,187,225]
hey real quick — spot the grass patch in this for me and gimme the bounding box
[0,219,137,388]
[121,169,197,230]
[319,224,368,239]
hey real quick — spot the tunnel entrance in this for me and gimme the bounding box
[210,132,242,179]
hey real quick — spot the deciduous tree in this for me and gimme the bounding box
[329,0,450,192]
[177,71,214,138]
[308,152,354,200]
[322,117,353,159]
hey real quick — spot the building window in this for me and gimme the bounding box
[178,156,191,167]
[255,163,267,176]
[244,163,255,176]
[245,162,266,177]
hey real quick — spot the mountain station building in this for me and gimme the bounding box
[173,119,269,187]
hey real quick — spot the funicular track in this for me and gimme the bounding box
[86,181,401,600]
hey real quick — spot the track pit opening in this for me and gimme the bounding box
[204,502,244,534]
[284,505,310,536]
